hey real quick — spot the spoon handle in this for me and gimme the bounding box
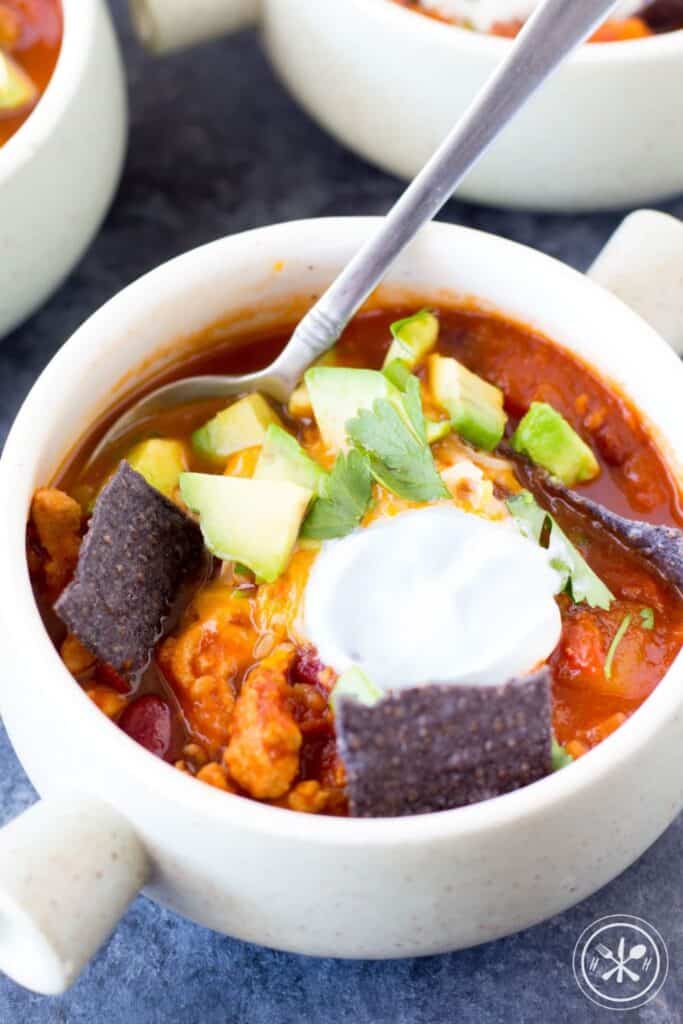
[272,0,619,389]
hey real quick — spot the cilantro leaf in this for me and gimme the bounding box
[507,490,614,610]
[551,737,573,771]
[300,449,372,540]
[640,607,655,630]
[382,359,426,442]
[347,398,449,503]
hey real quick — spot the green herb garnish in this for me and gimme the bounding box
[604,614,632,680]
[348,398,448,502]
[382,359,426,441]
[551,737,574,771]
[346,367,448,504]
[330,666,383,713]
[507,491,614,610]
[300,449,373,540]
[640,607,655,630]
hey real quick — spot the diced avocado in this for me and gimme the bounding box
[287,347,338,419]
[330,666,383,713]
[126,439,187,499]
[0,53,38,113]
[511,402,599,486]
[428,354,507,452]
[179,473,313,582]
[382,310,439,370]
[253,424,327,495]
[305,367,399,452]
[192,394,282,464]
[425,419,451,444]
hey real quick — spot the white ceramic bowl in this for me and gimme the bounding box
[0,0,127,339]
[1,214,683,995]
[131,0,683,211]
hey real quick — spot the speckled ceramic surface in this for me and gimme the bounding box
[0,2,682,1019]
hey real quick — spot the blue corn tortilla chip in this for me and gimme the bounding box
[545,484,683,595]
[55,462,205,678]
[506,447,683,595]
[336,669,552,818]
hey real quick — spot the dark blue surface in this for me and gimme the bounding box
[1,2,682,1020]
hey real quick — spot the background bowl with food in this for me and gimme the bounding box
[129,0,683,212]
[0,214,682,994]
[0,0,127,339]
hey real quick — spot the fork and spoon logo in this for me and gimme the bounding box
[595,936,648,983]
[573,915,668,1010]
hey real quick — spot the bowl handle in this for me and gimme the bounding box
[589,210,683,357]
[0,796,149,994]
[129,0,261,54]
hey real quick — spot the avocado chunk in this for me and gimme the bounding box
[0,53,38,113]
[253,424,327,495]
[511,402,599,486]
[305,367,400,452]
[192,394,282,464]
[428,354,507,452]
[179,473,313,582]
[382,310,439,371]
[126,439,187,499]
[330,666,382,713]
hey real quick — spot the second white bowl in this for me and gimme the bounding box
[130,0,683,212]
[0,0,127,339]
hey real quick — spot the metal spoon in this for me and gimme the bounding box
[96,0,621,454]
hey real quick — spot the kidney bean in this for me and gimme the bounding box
[118,695,172,760]
[291,647,325,687]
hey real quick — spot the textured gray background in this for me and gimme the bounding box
[1,1,682,1021]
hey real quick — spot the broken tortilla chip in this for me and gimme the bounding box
[55,462,205,678]
[336,670,552,817]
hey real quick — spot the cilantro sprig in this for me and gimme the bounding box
[346,363,448,503]
[551,737,573,771]
[299,363,446,539]
[640,607,655,630]
[300,450,372,540]
[507,490,614,610]
[347,400,448,503]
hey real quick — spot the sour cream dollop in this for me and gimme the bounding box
[419,0,644,32]
[304,505,562,691]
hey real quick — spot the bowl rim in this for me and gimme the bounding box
[0,0,98,185]
[360,0,683,61]
[2,216,683,847]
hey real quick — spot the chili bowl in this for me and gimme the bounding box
[0,216,682,994]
